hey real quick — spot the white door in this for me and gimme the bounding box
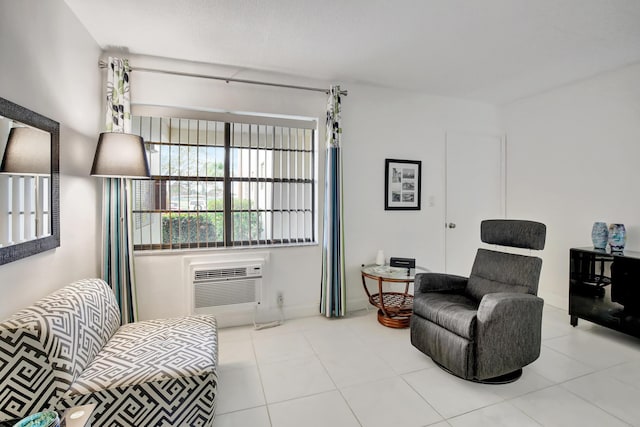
[445,132,505,276]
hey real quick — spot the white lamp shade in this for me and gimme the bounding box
[91,132,150,178]
[0,126,51,175]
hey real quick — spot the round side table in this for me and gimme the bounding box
[361,264,429,328]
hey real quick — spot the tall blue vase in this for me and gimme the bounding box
[608,223,626,252]
[591,222,608,250]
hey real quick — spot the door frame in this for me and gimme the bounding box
[443,131,507,274]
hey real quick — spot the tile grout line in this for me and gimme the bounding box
[556,374,636,426]
[399,369,454,424]
[250,330,275,427]
[301,328,365,426]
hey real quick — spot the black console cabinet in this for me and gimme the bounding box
[570,247,640,338]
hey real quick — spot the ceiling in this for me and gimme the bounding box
[63,0,640,104]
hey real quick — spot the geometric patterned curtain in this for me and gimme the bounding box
[102,57,138,323]
[320,85,346,317]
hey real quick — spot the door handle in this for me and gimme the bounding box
[448,222,456,229]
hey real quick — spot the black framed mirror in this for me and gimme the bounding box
[0,97,59,265]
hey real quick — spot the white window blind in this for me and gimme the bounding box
[0,175,50,246]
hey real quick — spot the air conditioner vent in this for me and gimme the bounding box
[194,264,262,282]
[194,279,258,308]
[189,262,263,314]
[195,267,244,281]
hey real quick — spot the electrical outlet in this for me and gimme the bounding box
[277,292,284,308]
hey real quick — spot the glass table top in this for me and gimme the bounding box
[361,264,429,280]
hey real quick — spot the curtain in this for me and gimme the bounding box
[320,85,345,317]
[102,57,137,323]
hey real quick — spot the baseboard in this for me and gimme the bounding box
[347,297,369,312]
[215,297,371,328]
[541,293,568,311]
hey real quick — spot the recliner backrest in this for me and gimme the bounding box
[465,219,546,302]
[465,249,543,301]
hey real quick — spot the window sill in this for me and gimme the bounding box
[133,241,319,256]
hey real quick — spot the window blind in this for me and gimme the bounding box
[131,111,317,250]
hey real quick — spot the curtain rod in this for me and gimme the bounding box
[98,60,347,96]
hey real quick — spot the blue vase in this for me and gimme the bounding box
[591,222,608,250]
[608,223,626,252]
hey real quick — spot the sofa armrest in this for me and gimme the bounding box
[414,273,468,294]
[475,292,544,379]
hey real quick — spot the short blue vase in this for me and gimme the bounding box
[591,222,608,250]
[608,223,626,252]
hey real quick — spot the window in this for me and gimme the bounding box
[131,109,317,250]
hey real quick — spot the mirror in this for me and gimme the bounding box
[0,97,59,265]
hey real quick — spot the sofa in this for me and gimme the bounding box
[0,278,218,426]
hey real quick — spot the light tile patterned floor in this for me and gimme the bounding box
[213,305,640,427]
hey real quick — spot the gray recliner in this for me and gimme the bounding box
[410,219,546,383]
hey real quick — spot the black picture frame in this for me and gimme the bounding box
[384,159,421,210]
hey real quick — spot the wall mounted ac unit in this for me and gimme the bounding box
[190,263,263,314]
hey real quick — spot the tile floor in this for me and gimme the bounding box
[213,305,640,427]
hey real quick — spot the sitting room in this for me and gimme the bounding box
[2,1,640,426]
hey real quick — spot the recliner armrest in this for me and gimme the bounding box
[415,273,468,293]
[475,292,544,379]
[477,292,543,322]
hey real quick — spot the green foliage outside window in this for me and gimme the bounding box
[161,213,220,245]
[161,198,263,244]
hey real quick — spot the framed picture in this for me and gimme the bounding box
[384,159,421,210]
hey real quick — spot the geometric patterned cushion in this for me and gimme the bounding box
[0,279,121,421]
[61,316,218,426]
[68,315,218,394]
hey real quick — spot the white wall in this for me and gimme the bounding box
[127,54,501,325]
[342,85,502,307]
[0,0,102,319]
[502,62,640,308]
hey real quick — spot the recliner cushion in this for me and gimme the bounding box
[410,315,474,379]
[412,292,478,339]
[481,219,546,250]
[465,249,542,301]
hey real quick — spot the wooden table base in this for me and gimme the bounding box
[377,309,411,328]
[361,265,426,329]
